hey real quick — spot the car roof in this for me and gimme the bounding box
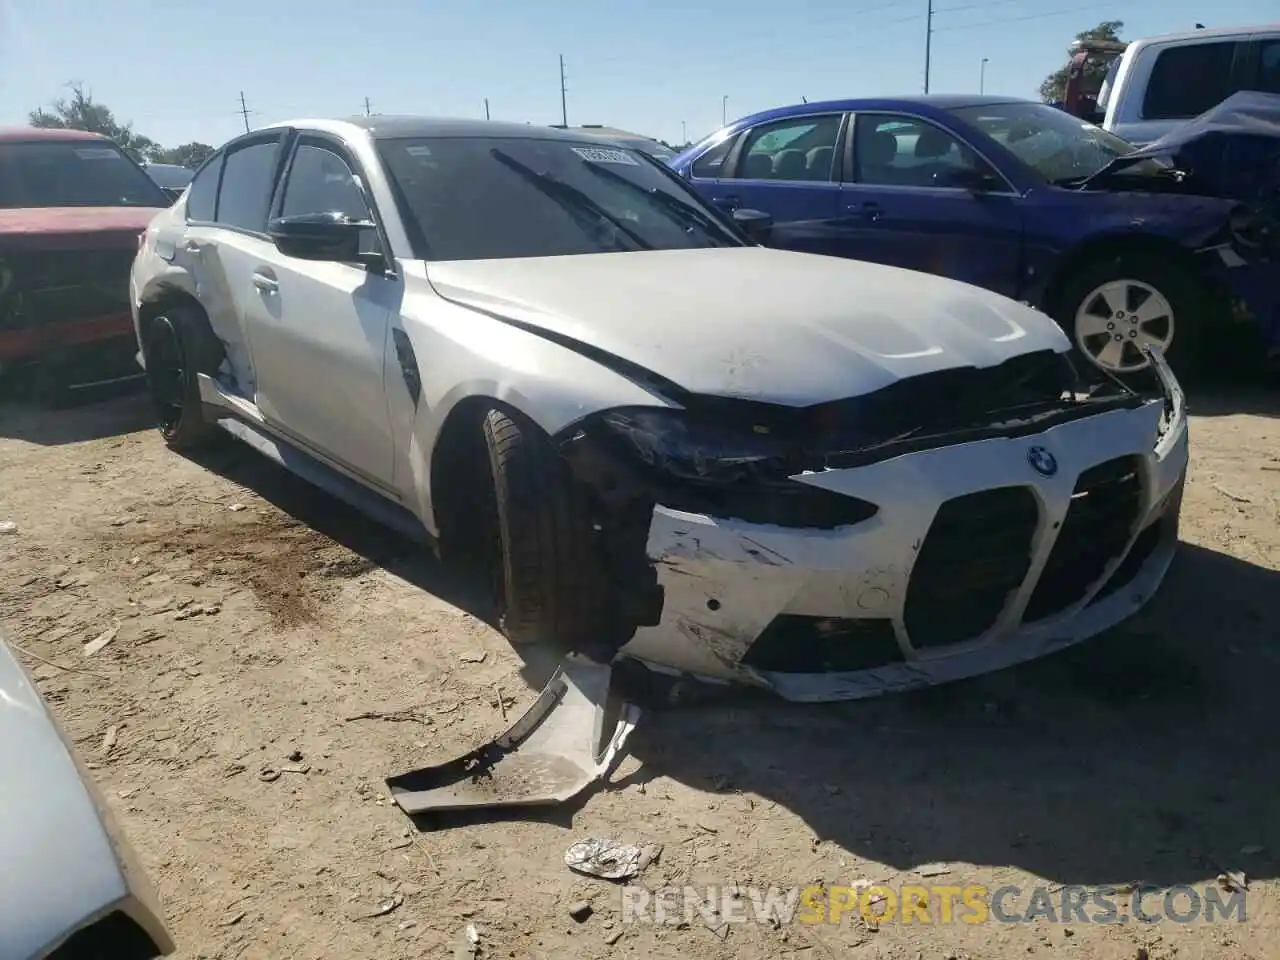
[1125,22,1277,47]
[728,95,1031,126]
[270,115,630,144]
[0,127,112,144]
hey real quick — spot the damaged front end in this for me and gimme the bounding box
[556,346,1187,700]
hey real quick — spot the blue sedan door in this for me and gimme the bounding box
[836,112,1024,298]
[695,112,847,256]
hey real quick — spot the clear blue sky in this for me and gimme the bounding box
[1,0,1275,150]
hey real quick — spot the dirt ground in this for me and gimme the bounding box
[1,386,1278,960]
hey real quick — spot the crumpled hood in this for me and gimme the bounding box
[0,206,163,252]
[426,247,1069,405]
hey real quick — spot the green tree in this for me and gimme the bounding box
[1039,20,1125,103]
[155,142,215,169]
[28,83,161,162]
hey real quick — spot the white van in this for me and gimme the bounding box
[1099,23,1280,146]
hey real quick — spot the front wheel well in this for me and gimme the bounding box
[428,395,507,562]
[1041,233,1217,315]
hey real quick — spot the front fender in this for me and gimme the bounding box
[0,634,175,959]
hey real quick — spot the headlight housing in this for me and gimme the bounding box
[599,408,794,485]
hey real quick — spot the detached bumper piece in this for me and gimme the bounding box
[386,657,640,816]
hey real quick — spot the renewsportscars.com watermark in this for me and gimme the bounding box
[620,883,1248,927]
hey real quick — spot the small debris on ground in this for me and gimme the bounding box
[358,893,403,919]
[228,503,246,512]
[259,766,282,783]
[452,922,481,959]
[101,724,120,753]
[1217,870,1248,892]
[83,626,119,657]
[0,520,17,535]
[603,929,624,945]
[916,863,952,877]
[1213,484,1253,504]
[287,748,304,762]
[459,651,487,663]
[568,900,593,922]
[565,838,663,880]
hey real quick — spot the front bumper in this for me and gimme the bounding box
[619,368,1189,702]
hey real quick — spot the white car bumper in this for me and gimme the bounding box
[619,372,1188,701]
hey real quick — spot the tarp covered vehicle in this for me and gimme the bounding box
[1085,90,1280,359]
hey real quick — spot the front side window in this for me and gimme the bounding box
[0,140,170,209]
[215,139,280,232]
[731,115,842,181]
[378,136,744,262]
[280,143,371,220]
[1143,41,1240,120]
[1257,39,1280,94]
[854,114,994,188]
[950,101,1133,183]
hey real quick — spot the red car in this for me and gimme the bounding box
[0,128,170,398]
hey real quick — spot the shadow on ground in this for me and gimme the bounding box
[624,542,1280,889]
[182,440,501,632]
[0,385,151,446]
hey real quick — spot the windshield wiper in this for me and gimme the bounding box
[577,160,739,246]
[489,149,654,251]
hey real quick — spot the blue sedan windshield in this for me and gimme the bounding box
[950,101,1135,183]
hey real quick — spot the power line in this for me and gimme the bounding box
[933,1,1145,33]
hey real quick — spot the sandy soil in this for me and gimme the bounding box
[1,387,1278,960]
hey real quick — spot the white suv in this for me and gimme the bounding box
[130,116,1188,701]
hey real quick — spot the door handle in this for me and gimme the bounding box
[252,274,279,295]
[711,196,740,211]
[846,201,883,222]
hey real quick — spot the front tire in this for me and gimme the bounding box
[481,407,611,655]
[144,306,223,451]
[1053,254,1209,382]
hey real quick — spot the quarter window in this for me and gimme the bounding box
[690,137,733,179]
[731,114,842,182]
[1257,39,1280,94]
[1142,42,1240,120]
[280,143,371,220]
[214,139,279,232]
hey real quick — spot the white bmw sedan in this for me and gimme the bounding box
[130,117,1188,701]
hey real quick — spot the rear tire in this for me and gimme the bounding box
[481,407,610,654]
[144,305,224,451]
[1053,254,1210,384]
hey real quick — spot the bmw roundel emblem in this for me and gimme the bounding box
[1027,446,1058,477]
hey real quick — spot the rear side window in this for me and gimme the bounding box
[1142,41,1240,120]
[185,154,221,221]
[215,140,279,232]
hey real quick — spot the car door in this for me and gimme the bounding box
[835,112,1024,298]
[702,113,846,256]
[167,133,287,401]
[241,134,399,490]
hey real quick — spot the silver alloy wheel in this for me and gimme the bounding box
[1073,278,1175,374]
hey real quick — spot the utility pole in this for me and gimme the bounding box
[722,95,728,126]
[484,98,491,120]
[559,54,568,127]
[681,120,687,143]
[980,57,989,94]
[364,97,372,116]
[923,0,933,94]
[238,91,251,133]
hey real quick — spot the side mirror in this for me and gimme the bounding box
[732,207,773,241]
[932,167,999,192]
[268,212,382,265]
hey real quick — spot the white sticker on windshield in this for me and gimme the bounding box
[571,146,638,166]
[74,147,121,160]
[405,145,433,157]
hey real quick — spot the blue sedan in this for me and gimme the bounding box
[671,96,1253,378]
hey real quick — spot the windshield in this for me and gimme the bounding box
[949,101,1135,183]
[378,136,743,261]
[0,140,170,208]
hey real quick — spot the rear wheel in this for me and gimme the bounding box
[480,407,615,657]
[1054,255,1209,382]
[145,306,223,451]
